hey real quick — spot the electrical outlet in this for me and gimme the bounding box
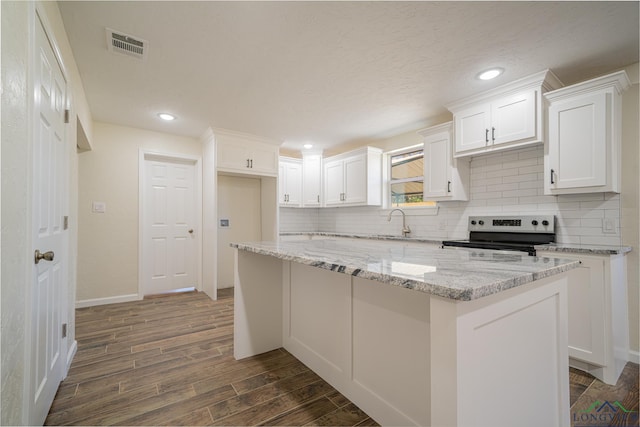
[603,218,616,233]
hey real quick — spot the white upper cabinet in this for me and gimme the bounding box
[544,71,630,195]
[302,154,322,207]
[279,157,303,207]
[448,70,563,157]
[215,129,279,176]
[420,122,469,201]
[323,147,382,207]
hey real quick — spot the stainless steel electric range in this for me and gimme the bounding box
[442,215,556,256]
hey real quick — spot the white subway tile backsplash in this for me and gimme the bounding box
[280,145,622,246]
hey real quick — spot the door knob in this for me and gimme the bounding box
[188,229,194,234]
[34,250,54,264]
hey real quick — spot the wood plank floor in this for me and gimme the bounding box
[46,290,378,426]
[47,290,639,426]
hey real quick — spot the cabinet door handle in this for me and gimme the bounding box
[492,127,495,142]
[317,195,320,203]
[447,181,451,193]
[485,128,489,143]
[250,159,253,168]
[246,158,251,168]
[550,169,555,185]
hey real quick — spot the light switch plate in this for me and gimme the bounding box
[92,202,106,214]
[220,219,230,228]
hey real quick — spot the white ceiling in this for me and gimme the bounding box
[58,1,639,152]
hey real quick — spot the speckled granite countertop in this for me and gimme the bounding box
[232,239,580,301]
[279,232,632,255]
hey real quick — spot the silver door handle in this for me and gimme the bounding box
[34,250,54,264]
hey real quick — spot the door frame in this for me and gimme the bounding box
[138,149,203,297]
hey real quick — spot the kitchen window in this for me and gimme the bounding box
[388,146,436,208]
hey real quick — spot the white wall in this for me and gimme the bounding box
[76,122,201,305]
[1,2,91,424]
[1,3,32,423]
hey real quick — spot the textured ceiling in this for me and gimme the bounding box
[58,1,639,151]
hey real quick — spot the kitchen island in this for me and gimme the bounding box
[231,239,580,426]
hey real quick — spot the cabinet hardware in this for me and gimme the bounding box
[250,159,253,168]
[317,195,320,203]
[550,169,555,185]
[485,128,489,143]
[492,127,495,142]
[447,181,451,193]
[246,158,251,168]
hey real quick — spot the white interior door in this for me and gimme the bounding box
[30,15,68,425]
[142,157,197,295]
[217,175,262,288]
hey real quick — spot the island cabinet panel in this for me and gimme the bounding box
[452,278,569,427]
[352,278,431,426]
[286,262,351,382]
[234,245,573,427]
[233,250,283,360]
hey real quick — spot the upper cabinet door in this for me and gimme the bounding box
[544,70,629,195]
[302,155,322,207]
[491,90,536,146]
[454,104,491,153]
[324,159,345,206]
[420,122,469,202]
[448,70,563,158]
[424,132,451,199]
[547,92,607,190]
[343,155,367,205]
[216,131,279,176]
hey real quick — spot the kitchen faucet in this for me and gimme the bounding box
[387,208,411,237]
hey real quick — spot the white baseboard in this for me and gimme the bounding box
[629,349,640,364]
[65,340,77,376]
[75,293,140,308]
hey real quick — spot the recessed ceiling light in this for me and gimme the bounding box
[303,143,313,149]
[158,113,176,121]
[477,68,504,81]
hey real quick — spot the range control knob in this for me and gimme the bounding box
[531,220,539,226]
[470,220,477,225]
[542,220,550,226]
[478,220,485,226]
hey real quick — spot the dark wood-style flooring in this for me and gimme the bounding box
[46,290,638,426]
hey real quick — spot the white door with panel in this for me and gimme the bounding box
[30,16,69,425]
[142,158,197,295]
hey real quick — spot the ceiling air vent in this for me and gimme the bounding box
[106,28,148,60]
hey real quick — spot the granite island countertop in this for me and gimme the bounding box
[231,239,580,301]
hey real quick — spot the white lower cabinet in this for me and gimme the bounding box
[538,250,629,384]
[419,122,469,201]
